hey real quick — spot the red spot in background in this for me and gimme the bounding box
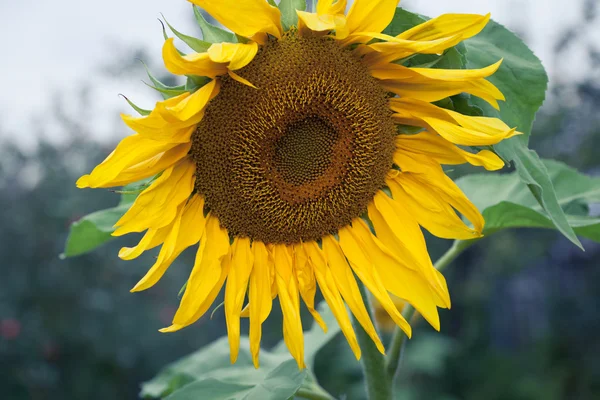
[1,319,22,340]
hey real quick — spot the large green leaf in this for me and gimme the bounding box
[278,0,307,31]
[456,160,600,242]
[459,20,583,248]
[141,302,340,399]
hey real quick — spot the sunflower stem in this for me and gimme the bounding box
[385,239,476,383]
[354,280,393,400]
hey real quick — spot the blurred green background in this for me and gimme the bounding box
[1,2,599,400]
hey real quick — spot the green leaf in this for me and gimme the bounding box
[165,360,307,400]
[62,178,153,258]
[456,160,600,243]
[141,303,341,399]
[62,195,134,258]
[278,0,306,30]
[458,20,583,248]
[162,14,211,53]
[193,5,237,43]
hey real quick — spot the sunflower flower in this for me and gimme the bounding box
[78,0,520,369]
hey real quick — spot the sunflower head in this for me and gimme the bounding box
[77,0,521,369]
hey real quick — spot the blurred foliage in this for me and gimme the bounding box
[1,1,599,400]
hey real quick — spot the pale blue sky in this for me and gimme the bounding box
[0,0,595,146]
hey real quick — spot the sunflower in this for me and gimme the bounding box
[78,0,520,369]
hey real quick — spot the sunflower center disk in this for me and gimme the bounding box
[192,31,396,244]
[273,117,337,186]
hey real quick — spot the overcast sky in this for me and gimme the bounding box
[0,0,596,146]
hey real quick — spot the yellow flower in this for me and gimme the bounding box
[78,0,520,369]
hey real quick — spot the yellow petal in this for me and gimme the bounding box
[345,0,400,36]
[208,42,259,71]
[322,236,385,353]
[118,225,170,261]
[348,219,442,331]
[225,238,254,364]
[130,195,206,291]
[388,156,484,238]
[166,214,230,330]
[273,244,305,369]
[76,135,179,189]
[155,80,220,123]
[104,142,192,188]
[385,79,503,109]
[337,227,412,337]
[368,193,451,308]
[249,241,274,368]
[191,0,282,39]
[361,14,490,66]
[293,244,327,331]
[361,35,460,66]
[113,158,196,236]
[410,59,503,81]
[162,38,228,77]
[396,131,504,171]
[297,10,344,33]
[317,0,347,15]
[373,62,505,108]
[162,248,232,333]
[387,176,475,240]
[227,70,258,88]
[305,242,361,359]
[399,13,490,43]
[390,98,521,146]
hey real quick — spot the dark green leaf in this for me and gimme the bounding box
[193,5,237,43]
[162,14,211,53]
[456,160,600,243]
[279,0,306,30]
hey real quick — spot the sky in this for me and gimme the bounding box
[0,0,596,147]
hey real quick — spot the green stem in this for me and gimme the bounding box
[385,239,476,381]
[353,281,393,400]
